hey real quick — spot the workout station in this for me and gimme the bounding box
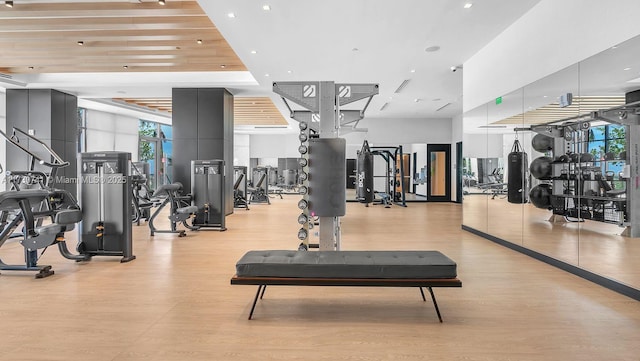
[1,2,639,360]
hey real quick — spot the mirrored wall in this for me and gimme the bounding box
[463,34,640,293]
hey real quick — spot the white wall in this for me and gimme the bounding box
[234,133,250,167]
[463,133,503,159]
[249,133,301,158]
[85,109,139,160]
[464,0,640,112]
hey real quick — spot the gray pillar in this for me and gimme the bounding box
[6,89,78,195]
[172,88,234,215]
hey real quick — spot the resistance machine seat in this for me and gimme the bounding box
[0,189,85,278]
[233,173,249,210]
[131,174,156,225]
[248,173,270,205]
[148,182,199,237]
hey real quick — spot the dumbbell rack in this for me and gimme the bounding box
[273,81,378,250]
[525,101,639,236]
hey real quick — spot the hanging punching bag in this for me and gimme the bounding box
[356,140,374,204]
[507,139,529,204]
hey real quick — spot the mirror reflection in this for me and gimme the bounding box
[462,34,640,291]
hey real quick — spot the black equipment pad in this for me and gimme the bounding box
[235,250,457,279]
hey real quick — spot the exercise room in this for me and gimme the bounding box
[0,1,638,361]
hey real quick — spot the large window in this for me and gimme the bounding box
[587,124,626,189]
[139,120,173,189]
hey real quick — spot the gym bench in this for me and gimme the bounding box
[230,250,462,322]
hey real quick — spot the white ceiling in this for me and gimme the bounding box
[1,0,544,131]
[199,0,542,123]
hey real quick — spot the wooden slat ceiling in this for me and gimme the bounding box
[114,97,289,126]
[493,96,626,125]
[0,0,246,73]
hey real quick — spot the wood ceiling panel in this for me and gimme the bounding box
[492,96,626,125]
[0,1,246,73]
[114,97,288,126]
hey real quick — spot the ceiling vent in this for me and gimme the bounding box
[394,79,410,93]
[436,102,452,112]
[379,102,389,111]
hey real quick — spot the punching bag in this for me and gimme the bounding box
[507,139,529,204]
[356,140,374,204]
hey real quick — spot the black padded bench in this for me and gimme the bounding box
[231,250,462,322]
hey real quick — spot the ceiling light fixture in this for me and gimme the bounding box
[414,98,421,103]
[220,64,226,69]
[28,66,34,70]
[5,1,13,7]
[250,50,257,54]
[410,69,416,73]
[265,73,270,77]
[77,41,84,46]
[262,4,271,11]
[227,12,236,18]
[464,3,473,9]
[158,0,165,5]
[624,67,632,71]
[196,39,203,44]
[287,70,292,74]
[123,65,129,69]
[425,45,440,52]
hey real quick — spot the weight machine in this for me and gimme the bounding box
[274,81,379,250]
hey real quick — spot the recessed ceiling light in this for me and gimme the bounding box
[28,66,34,70]
[265,73,270,77]
[287,70,292,74]
[158,0,165,5]
[5,0,13,7]
[196,39,203,44]
[414,98,421,103]
[262,4,271,11]
[611,46,618,49]
[464,3,473,9]
[425,45,440,52]
[77,41,84,46]
[227,12,236,18]
[410,69,416,73]
[220,64,226,69]
[543,95,548,98]
[624,67,632,71]
[123,65,129,69]
[250,50,257,54]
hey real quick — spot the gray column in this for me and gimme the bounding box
[172,88,234,215]
[6,89,78,195]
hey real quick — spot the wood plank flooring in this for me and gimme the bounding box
[464,194,640,289]
[0,196,639,361]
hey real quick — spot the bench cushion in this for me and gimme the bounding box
[235,250,457,279]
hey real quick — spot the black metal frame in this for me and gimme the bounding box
[230,276,462,322]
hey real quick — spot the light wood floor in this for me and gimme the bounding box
[464,194,640,289]
[1,196,639,361]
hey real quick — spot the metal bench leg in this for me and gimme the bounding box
[427,287,443,323]
[249,285,264,320]
[260,285,267,299]
[418,287,426,302]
